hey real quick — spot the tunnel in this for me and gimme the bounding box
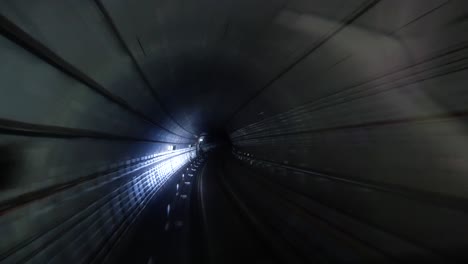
[1,0,468,263]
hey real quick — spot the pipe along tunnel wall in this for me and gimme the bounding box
[2,0,468,263]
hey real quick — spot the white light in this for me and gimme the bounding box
[168,145,176,151]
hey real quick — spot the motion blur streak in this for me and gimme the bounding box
[1,0,468,263]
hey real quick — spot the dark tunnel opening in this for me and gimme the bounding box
[2,1,468,263]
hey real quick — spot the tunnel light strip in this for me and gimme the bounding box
[0,148,196,263]
[0,148,195,216]
[90,152,196,263]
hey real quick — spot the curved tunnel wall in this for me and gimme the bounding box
[0,0,198,262]
[226,0,468,262]
[1,0,468,263]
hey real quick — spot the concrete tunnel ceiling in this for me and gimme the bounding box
[94,0,468,136]
[2,0,443,135]
[96,0,386,134]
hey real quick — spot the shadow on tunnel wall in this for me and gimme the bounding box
[0,143,21,190]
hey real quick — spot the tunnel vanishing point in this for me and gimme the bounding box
[1,1,468,263]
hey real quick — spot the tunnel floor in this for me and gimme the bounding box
[116,150,280,264]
